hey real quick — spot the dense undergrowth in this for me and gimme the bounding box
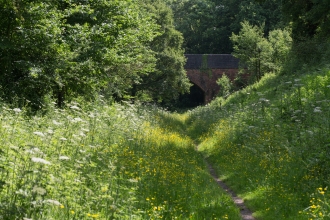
[186,65,330,219]
[0,98,240,219]
[3,65,330,220]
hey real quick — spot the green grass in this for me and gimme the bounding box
[0,100,240,219]
[3,65,330,220]
[186,66,330,219]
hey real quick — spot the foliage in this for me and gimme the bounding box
[0,0,190,110]
[216,74,233,98]
[282,0,330,42]
[231,21,271,82]
[0,98,241,219]
[281,0,330,69]
[303,187,330,219]
[133,1,191,104]
[185,66,330,219]
[231,21,291,82]
[166,0,283,54]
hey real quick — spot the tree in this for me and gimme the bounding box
[216,74,233,98]
[133,0,191,104]
[0,0,160,109]
[231,21,292,82]
[268,28,292,72]
[0,0,65,109]
[231,21,271,82]
[165,0,283,54]
[282,0,329,41]
[281,0,330,65]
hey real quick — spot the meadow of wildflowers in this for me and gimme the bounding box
[186,67,330,219]
[0,98,240,219]
[3,65,330,220]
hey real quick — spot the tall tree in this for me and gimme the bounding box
[282,0,330,41]
[281,0,330,64]
[231,21,291,82]
[133,0,191,103]
[0,0,65,109]
[0,0,159,109]
[166,0,283,54]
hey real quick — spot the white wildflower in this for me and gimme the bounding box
[72,117,83,122]
[52,120,62,125]
[128,178,138,183]
[33,131,45,137]
[32,186,47,195]
[59,156,70,160]
[26,147,43,155]
[44,199,61,206]
[16,189,28,197]
[13,108,21,113]
[314,107,322,113]
[31,157,51,165]
[70,105,80,110]
[59,137,67,141]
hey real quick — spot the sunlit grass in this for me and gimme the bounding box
[0,99,240,219]
[187,67,330,219]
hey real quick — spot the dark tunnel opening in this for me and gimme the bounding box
[177,83,205,108]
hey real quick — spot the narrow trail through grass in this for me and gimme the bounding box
[3,65,330,219]
[161,111,256,219]
[206,161,256,220]
[183,68,330,220]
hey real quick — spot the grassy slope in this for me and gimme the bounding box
[0,100,241,219]
[185,66,330,220]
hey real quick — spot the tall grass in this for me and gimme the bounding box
[186,67,330,219]
[0,98,240,219]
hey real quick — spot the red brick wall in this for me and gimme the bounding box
[186,68,240,103]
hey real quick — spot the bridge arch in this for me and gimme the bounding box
[184,54,244,104]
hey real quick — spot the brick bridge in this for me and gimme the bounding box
[184,54,241,104]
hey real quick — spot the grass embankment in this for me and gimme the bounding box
[0,99,240,219]
[186,67,330,219]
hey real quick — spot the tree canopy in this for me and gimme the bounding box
[167,0,283,54]
[0,0,190,109]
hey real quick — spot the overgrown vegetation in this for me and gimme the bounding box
[0,99,240,219]
[0,0,189,109]
[1,0,330,219]
[186,65,330,219]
